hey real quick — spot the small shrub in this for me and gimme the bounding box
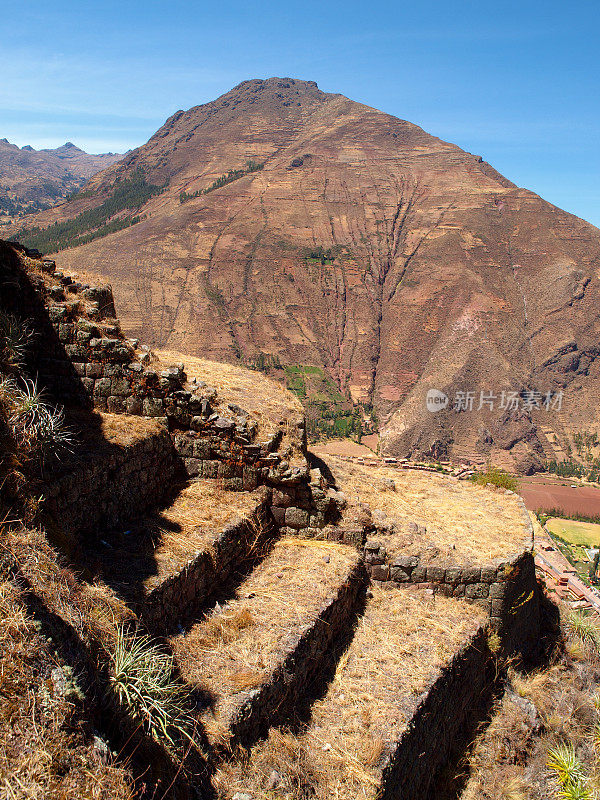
[471,466,518,492]
[108,627,194,749]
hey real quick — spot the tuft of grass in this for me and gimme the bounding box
[566,611,600,655]
[108,626,194,749]
[499,778,528,800]
[193,607,255,648]
[0,377,74,467]
[471,466,519,492]
[547,743,593,800]
[0,311,35,369]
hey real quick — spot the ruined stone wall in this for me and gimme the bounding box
[0,245,349,545]
[363,543,540,655]
[42,426,181,541]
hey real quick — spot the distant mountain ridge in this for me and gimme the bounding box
[12,77,600,472]
[0,138,122,218]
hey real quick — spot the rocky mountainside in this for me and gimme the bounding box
[0,139,122,218]
[12,77,600,472]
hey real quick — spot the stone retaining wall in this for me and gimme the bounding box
[226,559,368,752]
[141,491,276,634]
[379,625,494,800]
[2,244,345,538]
[364,542,539,649]
[42,426,180,541]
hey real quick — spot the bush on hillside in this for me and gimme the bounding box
[471,466,518,492]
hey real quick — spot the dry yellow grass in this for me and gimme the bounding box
[316,452,528,562]
[65,409,165,450]
[170,538,361,744]
[216,585,485,800]
[0,531,135,800]
[77,479,264,594]
[156,349,303,438]
[139,480,263,592]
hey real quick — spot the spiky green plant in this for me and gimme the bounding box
[567,611,600,655]
[0,311,34,368]
[547,743,595,800]
[0,377,74,465]
[108,627,194,749]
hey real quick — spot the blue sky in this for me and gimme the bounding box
[3,0,599,226]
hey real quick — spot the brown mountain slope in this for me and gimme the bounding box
[0,139,122,218]
[15,77,600,472]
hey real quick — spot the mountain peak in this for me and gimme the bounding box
[12,79,600,473]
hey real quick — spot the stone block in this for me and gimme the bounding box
[93,378,111,397]
[201,460,219,479]
[72,362,86,376]
[490,599,505,615]
[393,555,419,571]
[370,564,390,581]
[111,377,132,397]
[411,566,427,582]
[80,377,94,394]
[218,461,237,479]
[285,507,310,529]
[243,465,258,491]
[271,506,286,525]
[444,567,463,583]
[107,396,125,413]
[192,440,211,459]
[173,435,192,456]
[142,397,164,417]
[86,362,103,378]
[272,488,295,507]
[453,583,466,597]
[223,477,243,491]
[426,566,446,582]
[125,396,143,415]
[65,344,88,359]
[465,582,489,599]
[463,567,482,583]
[480,565,497,583]
[309,512,325,528]
[58,323,75,342]
[302,527,320,538]
[489,582,506,600]
[391,566,410,583]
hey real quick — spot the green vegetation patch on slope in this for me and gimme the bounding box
[303,245,345,265]
[283,364,367,441]
[12,170,164,253]
[179,160,264,203]
[471,466,519,492]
